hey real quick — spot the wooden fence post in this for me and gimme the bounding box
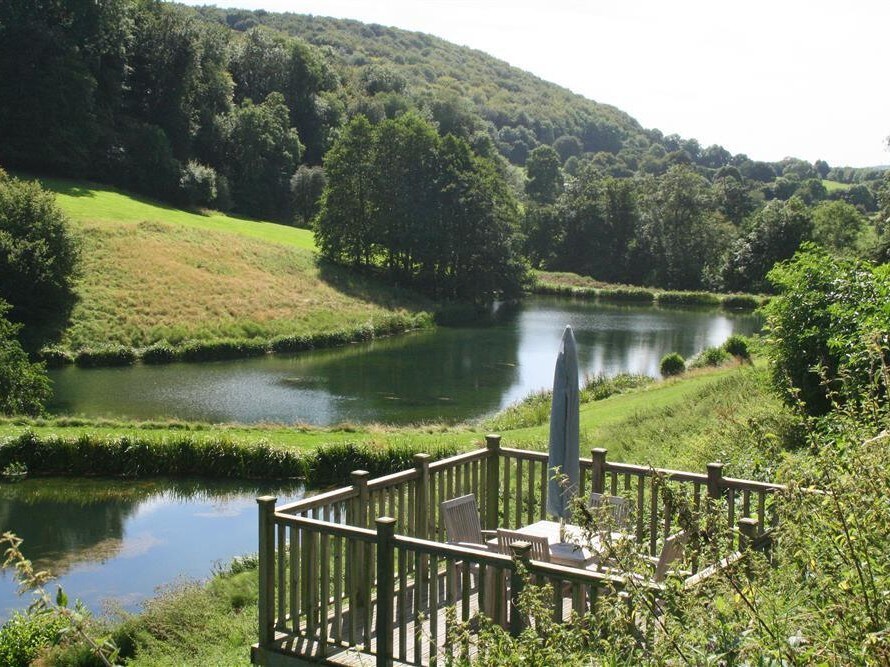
[591,448,607,495]
[352,470,370,529]
[257,496,277,649]
[413,454,431,539]
[376,517,397,667]
[738,517,758,550]
[509,541,531,637]
[706,462,724,501]
[485,434,501,530]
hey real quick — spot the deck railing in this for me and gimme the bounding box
[252,435,785,666]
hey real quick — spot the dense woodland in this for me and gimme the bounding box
[1,0,889,303]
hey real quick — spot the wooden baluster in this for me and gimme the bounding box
[485,434,501,530]
[257,496,276,650]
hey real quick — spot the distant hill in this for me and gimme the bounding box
[191,6,651,165]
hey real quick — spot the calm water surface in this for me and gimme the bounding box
[48,297,761,425]
[0,478,303,620]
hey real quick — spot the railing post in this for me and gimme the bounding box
[738,517,758,551]
[739,517,759,577]
[508,541,531,637]
[376,517,397,667]
[591,448,607,495]
[352,470,371,529]
[485,434,501,530]
[257,496,277,649]
[413,454,431,539]
[706,462,724,501]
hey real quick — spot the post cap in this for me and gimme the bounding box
[376,516,398,528]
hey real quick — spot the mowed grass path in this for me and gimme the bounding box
[38,178,430,349]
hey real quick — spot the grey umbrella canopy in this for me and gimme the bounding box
[546,325,580,519]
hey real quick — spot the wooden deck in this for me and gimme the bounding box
[253,437,784,666]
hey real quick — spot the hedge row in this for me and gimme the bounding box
[0,431,458,487]
[39,312,433,369]
[532,282,765,310]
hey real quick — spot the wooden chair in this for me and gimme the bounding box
[588,492,632,530]
[440,495,494,602]
[495,528,550,562]
[652,530,688,583]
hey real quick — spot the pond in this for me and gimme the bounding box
[0,477,303,621]
[48,297,761,425]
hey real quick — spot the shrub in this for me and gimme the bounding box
[74,345,136,367]
[721,294,760,310]
[308,441,457,486]
[179,338,267,362]
[269,334,314,354]
[689,346,730,368]
[0,306,50,416]
[141,341,178,364]
[763,245,889,415]
[179,161,218,208]
[723,334,751,360]
[659,352,686,376]
[657,291,721,306]
[0,611,68,667]
[37,346,74,367]
[596,287,656,303]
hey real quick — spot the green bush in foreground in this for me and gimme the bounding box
[0,611,68,667]
[0,303,51,416]
[659,352,685,376]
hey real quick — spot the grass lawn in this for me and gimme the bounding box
[821,179,851,193]
[42,177,316,250]
[29,178,431,349]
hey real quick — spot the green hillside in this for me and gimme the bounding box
[42,178,431,350]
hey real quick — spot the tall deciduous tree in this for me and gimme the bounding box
[525,145,563,204]
[0,172,80,348]
[221,92,302,220]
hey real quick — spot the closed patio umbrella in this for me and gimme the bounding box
[546,325,580,519]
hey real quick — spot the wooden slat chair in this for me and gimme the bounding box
[588,492,632,530]
[495,528,550,562]
[440,494,494,602]
[652,530,688,583]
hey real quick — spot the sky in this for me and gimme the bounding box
[180,0,890,168]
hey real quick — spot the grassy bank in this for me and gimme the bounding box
[533,270,768,310]
[35,178,433,354]
[1,363,794,482]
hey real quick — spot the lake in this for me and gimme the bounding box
[0,478,303,621]
[47,297,761,425]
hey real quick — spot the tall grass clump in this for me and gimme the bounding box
[721,294,761,310]
[0,431,308,479]
[723,334,751,360]
[308,441,458,486]
[141,341,178,364]
[37,346,74,367]
[689,346,731,369]
[74,345,137,367]
[596,287,655,303]
[656,290,721,307]
[179,338,268,362]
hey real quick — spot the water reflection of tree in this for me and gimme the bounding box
[291,315,523,424]
[0,478,300,575]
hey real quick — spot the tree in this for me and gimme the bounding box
[221,93,302,219]
[637,166,731,289]
[814,159,831,179]
[811,200,867,255]
[0,172,80,347]
[524,145,563,204]
[290,165,327,227]
[315,116,376,266]
[721,197,812,293]
[0,302,50,416]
